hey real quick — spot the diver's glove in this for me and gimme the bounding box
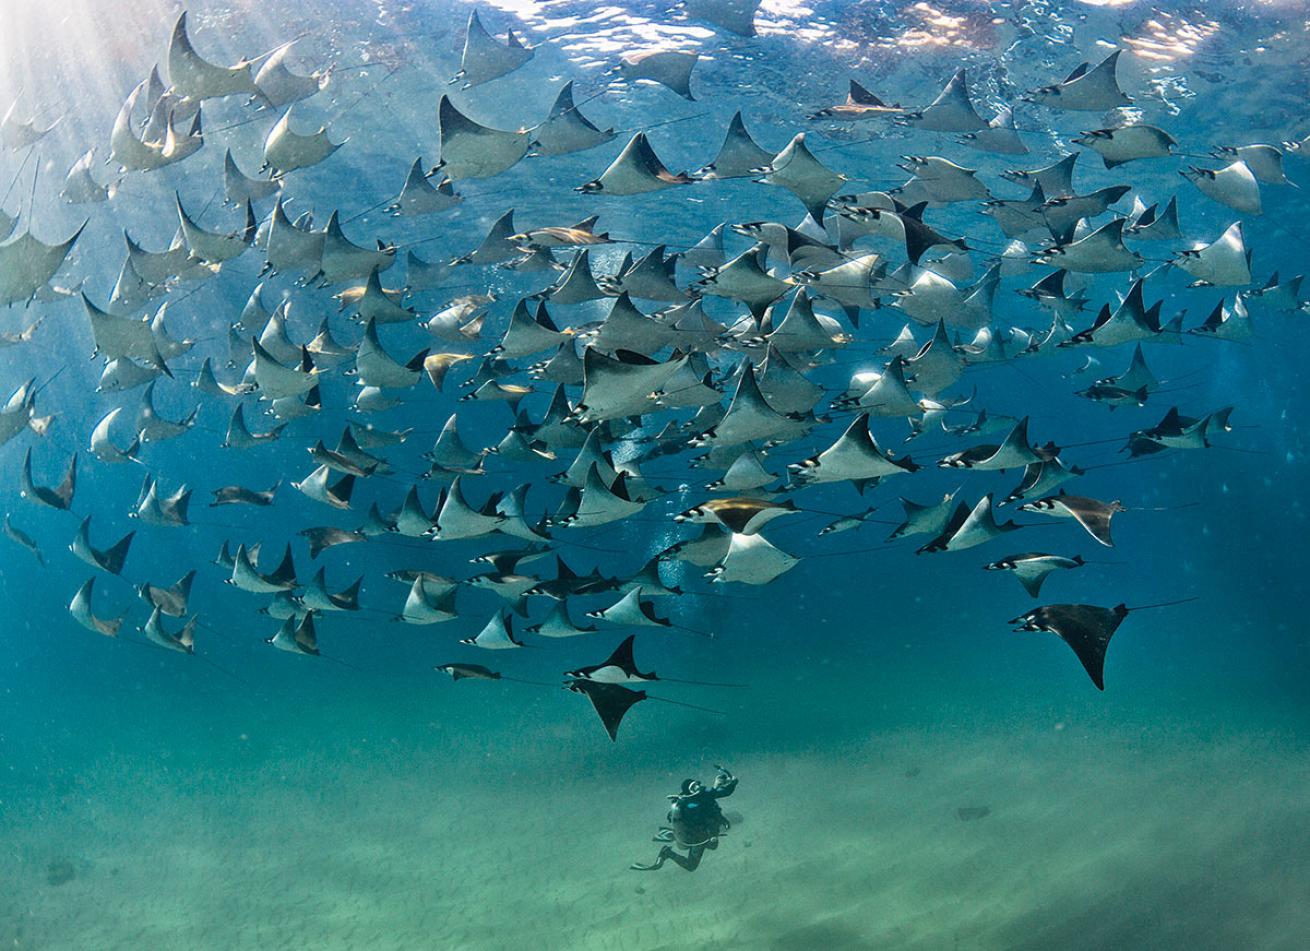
[713,764,735,786]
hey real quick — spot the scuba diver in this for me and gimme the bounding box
[630,765,738,871]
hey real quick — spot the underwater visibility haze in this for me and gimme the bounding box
[2,0,1310,947]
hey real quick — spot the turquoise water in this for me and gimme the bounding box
[2,1,1310,948]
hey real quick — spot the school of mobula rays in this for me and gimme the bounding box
[1,3,1300,740]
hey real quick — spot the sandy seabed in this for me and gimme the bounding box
[4,699,1309,951]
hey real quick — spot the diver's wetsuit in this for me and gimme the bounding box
[636,773,738,871]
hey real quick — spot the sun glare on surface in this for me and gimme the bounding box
[1122,12,1221,62]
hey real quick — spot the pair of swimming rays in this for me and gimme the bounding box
[437,633,741,740]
